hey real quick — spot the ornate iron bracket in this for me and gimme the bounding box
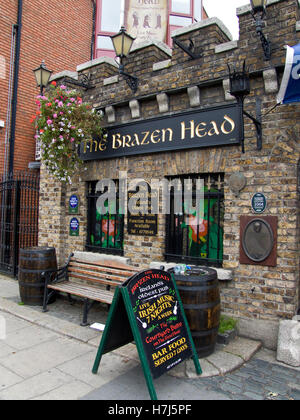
[62,74,94,90]
[119,65,138,93]
[251,10,271,61]
[243,98,262,152]
[173,37,203,60]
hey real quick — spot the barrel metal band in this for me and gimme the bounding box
[183,300,220,310]
[18,281,45,288]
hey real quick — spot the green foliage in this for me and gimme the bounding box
[32,82,103,183]
[218,315,237,334]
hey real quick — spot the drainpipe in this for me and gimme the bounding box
[8,0,23,176]
[91,0,96,60]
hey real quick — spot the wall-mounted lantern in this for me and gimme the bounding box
[110,27,138,93]
[228,61,262,153]
[33,61,52,95]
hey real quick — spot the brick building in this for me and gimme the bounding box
[0,0,94,176]
[0,1,207,176]
[39,0,300,349]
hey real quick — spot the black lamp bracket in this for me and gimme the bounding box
[62,73,94,90]
[228,62,262,152]
[243,98,262,152]
[119,64,138,93]
[173,37,203,60]
[251,10,271,61]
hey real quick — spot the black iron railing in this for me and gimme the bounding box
[0,171,40,277]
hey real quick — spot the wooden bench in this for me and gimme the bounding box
[42,253,138,326]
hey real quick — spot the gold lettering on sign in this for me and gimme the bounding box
[195,122,207,138]
[161,128,173,142]
[151,130,161,143]
[98,138,107,152]
[141,131,150,145]
[221,115,235,134]
[112,134,122,149]
[208,121,220,136]
[181,120,195,139]
[82,139,98,153]
[123,135,132,148]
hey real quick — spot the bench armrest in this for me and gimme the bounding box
[41,253,74,285]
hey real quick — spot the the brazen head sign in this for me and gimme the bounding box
[126,269,193,379]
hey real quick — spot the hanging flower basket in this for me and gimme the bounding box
[31,81,103,183]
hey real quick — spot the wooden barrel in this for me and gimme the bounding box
[18,247,57,306]
[172,266,220,358]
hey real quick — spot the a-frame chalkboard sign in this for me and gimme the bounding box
[92,269,202,400]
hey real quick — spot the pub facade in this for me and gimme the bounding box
[38,0,300,349]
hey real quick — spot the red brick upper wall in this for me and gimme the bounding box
[0,0,93,173]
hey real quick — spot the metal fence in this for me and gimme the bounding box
[0,171,40,277]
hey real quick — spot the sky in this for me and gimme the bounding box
[203,0,249,40]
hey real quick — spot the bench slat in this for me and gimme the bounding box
[69,260,137,278]
[48,282,114,304]
[68,271,122,287]
[70,258,138,275]
[69,267,126,283]
[45,258,139,317]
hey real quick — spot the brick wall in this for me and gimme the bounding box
[0,0,93,174]
[38,0,300,346]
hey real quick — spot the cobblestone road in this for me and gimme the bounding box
[188,357,300,400]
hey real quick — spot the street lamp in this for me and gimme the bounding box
[110,27,138,93]
[33,61,52,95]
[250,0,271,61]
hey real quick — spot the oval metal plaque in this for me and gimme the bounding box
[242,218,274,262]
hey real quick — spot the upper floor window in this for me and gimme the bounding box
[171,0,191,15]
[94,0,205,59]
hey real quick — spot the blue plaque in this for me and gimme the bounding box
[251,193,267,214]
[69,195,79,214]
[69,217,79,236]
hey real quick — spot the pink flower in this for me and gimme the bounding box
[58,101,63,107]
[70,138,75,142]
[53,113,57,118]
[60,85,67,89]
[47,119,53,125]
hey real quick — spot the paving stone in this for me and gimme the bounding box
[0,337,91,378]
[223,337,262,361]
[244,380,264,395]
[4,324,60,350]
[0,368,73,400]
[206,350,244,375]
[290,389,300,400]
[220,381,242,394]
[0,365,23,390]
[31,379,94,400]
[243,391,265,400]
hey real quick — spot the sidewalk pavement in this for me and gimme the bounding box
[0,275,299,401]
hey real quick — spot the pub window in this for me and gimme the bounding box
[165,174,224,267]
[86,180,124,255]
